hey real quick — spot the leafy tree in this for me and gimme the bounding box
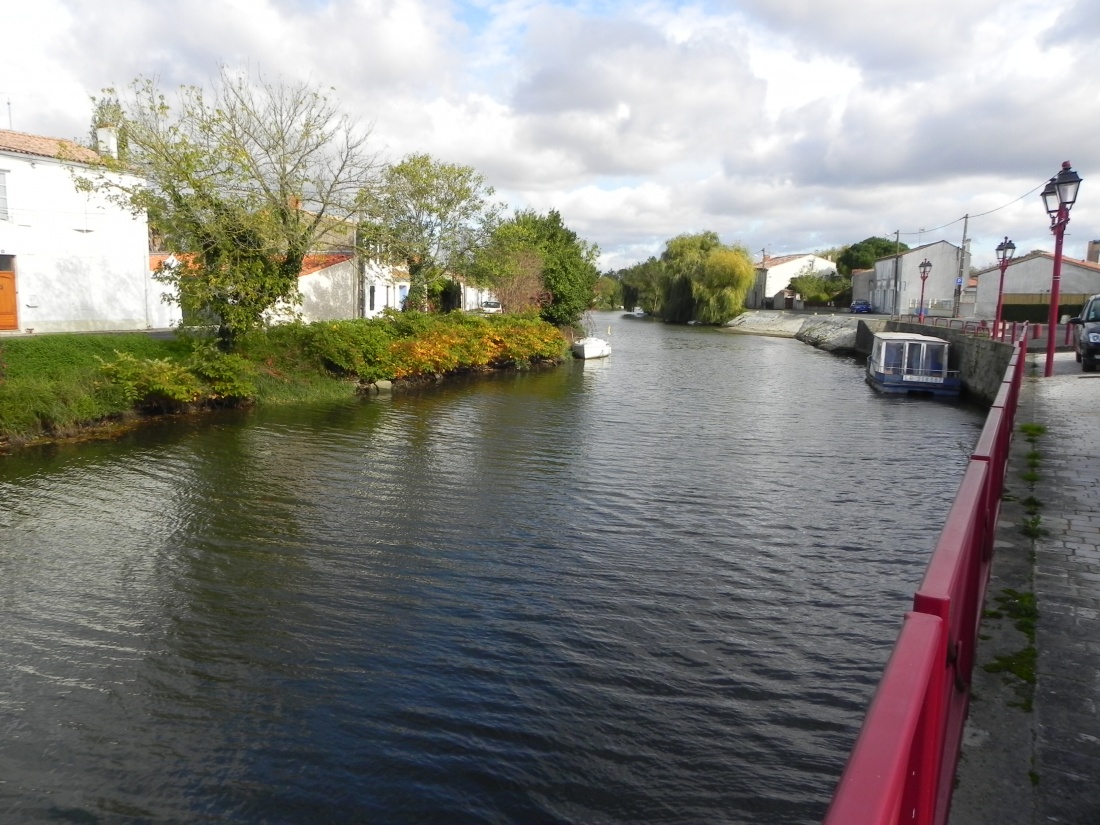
[359,153,503,311]
[469,219,548,313]
[836,236,909,276]
[472,209,599,326]
[619,257,664,314]
[592,274,622,310]
[658,232,755,323]
[78,68,378,347]
[513,210,600,327]
[788,262,851,304]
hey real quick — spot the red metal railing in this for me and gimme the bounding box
[823,337,1027,825]
[903,316,1075,347]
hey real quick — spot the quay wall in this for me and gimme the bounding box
[725,311,1015,405]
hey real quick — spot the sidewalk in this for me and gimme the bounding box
[951,350,1100,823]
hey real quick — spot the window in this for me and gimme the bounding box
[0,170,8,220]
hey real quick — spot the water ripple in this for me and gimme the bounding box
[0,316,984,824]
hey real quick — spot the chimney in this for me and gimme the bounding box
[1088,240,1100,264]
[96,126,118,159]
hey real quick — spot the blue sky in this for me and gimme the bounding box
[1,0,1097,270]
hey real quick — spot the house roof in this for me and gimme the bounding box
[149,252,354,276]
[0,128,100,164]
[757,253,832,270]
[873,240,960,264]
[972,251,1100,277]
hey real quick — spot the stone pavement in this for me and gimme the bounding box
[951,350,1100,824]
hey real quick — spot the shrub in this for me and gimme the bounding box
[97,351,204,410]
[307,320,396,381]
[188,345,257,401]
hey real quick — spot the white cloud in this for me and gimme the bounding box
[1,0,1097,270]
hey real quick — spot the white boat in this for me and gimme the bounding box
[572,336,612,359]
[632,306,645,317]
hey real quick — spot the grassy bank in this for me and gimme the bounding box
[0,312,567,448]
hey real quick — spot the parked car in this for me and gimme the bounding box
[849,300,873,314]
[1070,293,1100,372]
[480,300,502,314]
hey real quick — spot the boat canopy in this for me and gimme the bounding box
[870,333,950,378]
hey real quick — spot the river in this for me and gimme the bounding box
[0,312,986,824]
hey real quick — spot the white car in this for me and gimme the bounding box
[480,300,502,314]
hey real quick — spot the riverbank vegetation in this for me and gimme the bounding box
[0,313,566,448]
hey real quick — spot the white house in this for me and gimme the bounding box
[269,253,496,324]
[748,253,837,309]
[868,240,969,317]
[0,128,179,335]
[972,252,1100,320]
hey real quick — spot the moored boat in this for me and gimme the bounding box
[571,336,612,359]
[865,331,961,397]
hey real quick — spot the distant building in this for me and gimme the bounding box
[748,253,837,309]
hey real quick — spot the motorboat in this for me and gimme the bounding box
[866,331,961,398]
[572,336,611,359]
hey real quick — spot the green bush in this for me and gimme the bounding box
[96,351,204,410]
[188,345,257,401]
[1,314,566,443]
[306,320,396,381]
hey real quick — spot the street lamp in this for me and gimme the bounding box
[994,236,1016,341]
[918,258,932,322]
[1041,161,1082,377]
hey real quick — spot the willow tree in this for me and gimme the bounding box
[358,154,503,312]
[77,68,379,346]
[659,232,755,324]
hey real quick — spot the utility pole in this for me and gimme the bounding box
[892,230,901,317]
[953,214,969,318]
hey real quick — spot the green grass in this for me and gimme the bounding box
[0,314,568,445]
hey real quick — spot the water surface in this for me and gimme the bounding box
[0,314,985,823]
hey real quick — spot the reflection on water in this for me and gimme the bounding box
[0,314,984,823]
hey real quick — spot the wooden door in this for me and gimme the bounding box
[0,270,17,330]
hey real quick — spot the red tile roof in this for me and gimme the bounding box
[149,252,353,276]
[300,254,353,275]
[0,128,100,164]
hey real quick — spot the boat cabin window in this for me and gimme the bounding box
[873,340,905,371]
[873,338,948,376]
[904,341,948,376]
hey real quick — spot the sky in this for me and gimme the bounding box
[2,0,1098,272]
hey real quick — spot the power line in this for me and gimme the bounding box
[898,182,1045,237]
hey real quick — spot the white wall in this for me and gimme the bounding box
[750,255,837,308]
[0,149,178,334]
[973,254,1100,319]
[869,241,968,316]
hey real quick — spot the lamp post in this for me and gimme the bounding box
[1041,161,1083,377]
[918,258,932,322]
[994,236,1016,341]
